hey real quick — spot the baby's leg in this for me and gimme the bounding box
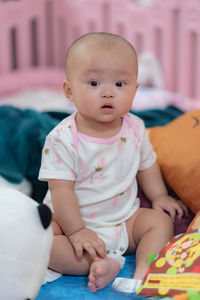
[127,207,174,279]
[48,220,120,291]
[113,208,173,293]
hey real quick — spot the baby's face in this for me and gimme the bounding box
[66,41,138,125]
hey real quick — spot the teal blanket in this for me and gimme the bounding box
[0,106,70,201]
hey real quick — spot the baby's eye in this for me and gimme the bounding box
[115,82,125,87]
[90,81,99,86]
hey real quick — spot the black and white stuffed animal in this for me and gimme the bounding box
[0,187,53,300]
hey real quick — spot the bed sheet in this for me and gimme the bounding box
[36,254,152,300]
[0,88,76,113]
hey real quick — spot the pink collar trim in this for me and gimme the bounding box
[70,112,127,145]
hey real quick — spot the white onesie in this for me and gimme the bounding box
[39,112,156,267]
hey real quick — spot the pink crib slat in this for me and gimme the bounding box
[178,0,200,100]
[105,0,173,90]
[0,13,10,73]
[52,0,108,68]
[0,1,34,70]
[0,0,65,94]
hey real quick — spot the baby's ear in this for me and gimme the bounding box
[63,80,73,101]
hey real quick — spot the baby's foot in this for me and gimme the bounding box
[88,256,120,293]
[112,277,142,293]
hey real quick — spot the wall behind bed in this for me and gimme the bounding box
[0,0,200,102]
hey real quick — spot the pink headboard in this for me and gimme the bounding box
[0,0,199,102]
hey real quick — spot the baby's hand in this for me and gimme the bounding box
[69,227,106,262]
[152,195,188,221]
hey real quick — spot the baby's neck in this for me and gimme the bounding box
[75,113,123,139]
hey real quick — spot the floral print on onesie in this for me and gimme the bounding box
[39,112,156,267]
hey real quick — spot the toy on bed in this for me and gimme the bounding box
[0,187,53,300]
[137,211,200,298]
[137,51,164,89]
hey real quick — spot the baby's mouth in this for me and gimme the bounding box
[100,104,114,114]
[101,104,113,109]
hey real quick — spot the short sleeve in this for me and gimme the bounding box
[138,128,157,171]
[38,130,77,181]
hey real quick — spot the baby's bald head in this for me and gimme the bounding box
[65,32,138,80]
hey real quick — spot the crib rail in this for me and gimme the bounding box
[0,0,199,101]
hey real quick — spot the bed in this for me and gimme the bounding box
[0,0,199,299]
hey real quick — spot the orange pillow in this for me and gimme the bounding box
[148,109,200,214]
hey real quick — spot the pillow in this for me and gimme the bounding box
[148,109,200,214]
[187,211,200,233]
[137,226,200,297]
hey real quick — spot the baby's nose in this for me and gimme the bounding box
[101,87,114,98]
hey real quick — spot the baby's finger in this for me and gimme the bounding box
[73,242,84,261]
[96,243,106,258]
[83,242,98,260]
[92,238,106,258]
[90,238,106,258]
[174,203,184,219]
[165,207,176,221]
[177,200,189,215]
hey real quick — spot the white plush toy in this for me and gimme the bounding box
[137,51,164,89]
[0,187,53,300]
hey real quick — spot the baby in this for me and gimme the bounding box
[39,32,187,293]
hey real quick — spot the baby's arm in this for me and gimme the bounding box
[136,161,188,220]
[49,179,106,261]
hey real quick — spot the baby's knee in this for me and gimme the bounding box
[154,210,174,235]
